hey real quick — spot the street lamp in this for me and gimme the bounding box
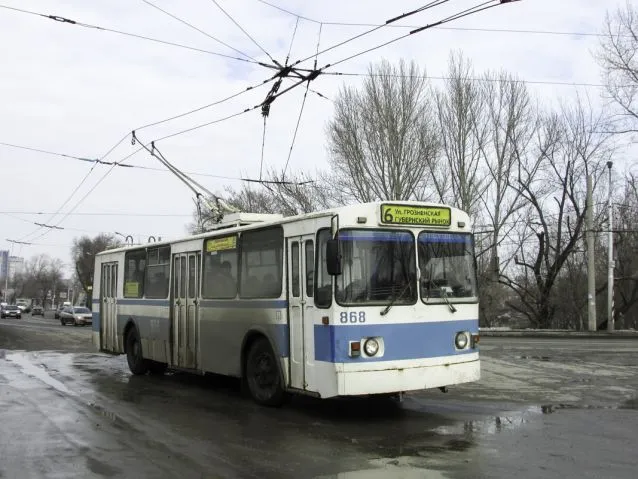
[607,161,614,332]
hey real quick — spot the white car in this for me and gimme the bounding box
[59,306,93,326]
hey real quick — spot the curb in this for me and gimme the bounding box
[479,329,638,339]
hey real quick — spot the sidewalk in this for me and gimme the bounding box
[480,328,638,339]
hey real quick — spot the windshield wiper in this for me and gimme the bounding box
[380,283,411,316]
[440,287,457,313]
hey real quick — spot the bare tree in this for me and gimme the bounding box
[433,52,490,216]
[612,173,638,328]
[10,254,64,306]
[72,234,121,304]
[500,97,613,328]
[327,58,439,202]
[477,69,535,276]
[595,1,638,136]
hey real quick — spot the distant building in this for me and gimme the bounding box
[1,253,25,281]
[8,256,24,280]
[0,250,7,280]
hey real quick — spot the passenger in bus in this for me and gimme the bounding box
[215,261,236,297]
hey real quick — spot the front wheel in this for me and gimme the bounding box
[125,327,149,375]
[245,338,285,407]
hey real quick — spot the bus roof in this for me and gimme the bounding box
[95,200,471,257]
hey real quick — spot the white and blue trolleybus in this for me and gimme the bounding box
[92,201,480,406]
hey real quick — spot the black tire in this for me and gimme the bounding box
[60,319,65,326]
[148,361,168,375]
[125,327,149,375]
[245,338,285,407]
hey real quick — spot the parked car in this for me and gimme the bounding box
[31,305,44,316]
[1,304,22,319]
[59,306,93,326]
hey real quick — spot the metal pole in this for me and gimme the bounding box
[607,161,614,332]
[586,174,597,331]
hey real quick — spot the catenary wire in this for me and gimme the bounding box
[141,0,258,61]
[209,0,278,64]
[0,4,270,66]
[255,0,613,38]
[134,73,279,131]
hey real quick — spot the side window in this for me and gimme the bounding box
[305,240,314,297]
[291,242,300,298]
[111,264,117,299]
[145,246,170,298]
[239,227,283,299]
[315,229,332,308]
[188,255,196,299]
[202,235,238,299]
[124,250,146,298]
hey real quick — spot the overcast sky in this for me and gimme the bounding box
[0,0,630,277]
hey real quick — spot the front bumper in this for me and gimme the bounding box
[336,357,480,397]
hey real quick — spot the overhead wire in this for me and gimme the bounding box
[322,0,509,71]
[281,20,323,179]
[255,0,612,38]
[0,4,271,67]
[0,140,253,181]
[209,0,278,65]
[289,0,451,68]
[134,73,279,132]
[320,71,613,88]
[140,0,258,62]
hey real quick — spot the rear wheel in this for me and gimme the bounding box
[148,361,168,375]
[125,327,149,375]
[245,338,285,407]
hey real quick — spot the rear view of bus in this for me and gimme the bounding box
[313,202,480,399]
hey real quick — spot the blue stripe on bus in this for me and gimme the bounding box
[92,311,100,332]
[199,299,288,309]
[418,233,471,243]
[313,320,478,363]
[92,298,287,309]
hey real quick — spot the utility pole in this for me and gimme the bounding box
[607,161,614,332]
[586,174,596,331]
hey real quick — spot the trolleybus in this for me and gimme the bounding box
[92,201,480,406]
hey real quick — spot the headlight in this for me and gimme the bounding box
[363,338,379,356]
[455,332,469,349]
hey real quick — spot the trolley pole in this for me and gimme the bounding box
[586,174,596,331]
[606,161,614,332]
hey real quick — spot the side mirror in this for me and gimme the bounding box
[326,239,342,276]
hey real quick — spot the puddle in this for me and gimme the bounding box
[518,355,551,361]
[315,465,449,478]
[5,352,77,397]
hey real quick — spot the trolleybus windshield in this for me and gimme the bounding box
[418,232,477,301]
[335,229,416,306]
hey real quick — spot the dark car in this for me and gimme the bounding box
[59,306,93,326]
[1,305,22,319]
[31,306,44,316]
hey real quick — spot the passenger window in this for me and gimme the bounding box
[188,255,196,298]
[202,235,238,299]
[180,256,186,298]
[145,246,170,298]
[291,242,300,298]
[239,227,283,299]
[124,249,146,298]
[315,229,332,308]
[305,240,314,297]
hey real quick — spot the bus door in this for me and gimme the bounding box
[171,252,200,369]
[100,262,118,351]
[287,235,316,391]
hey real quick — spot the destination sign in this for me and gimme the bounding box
[206,236,237,252]
[380,204,451,227]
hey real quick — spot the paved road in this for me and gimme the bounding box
[1,316,636,478]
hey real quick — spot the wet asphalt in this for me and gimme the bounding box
[0,313,637,479]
